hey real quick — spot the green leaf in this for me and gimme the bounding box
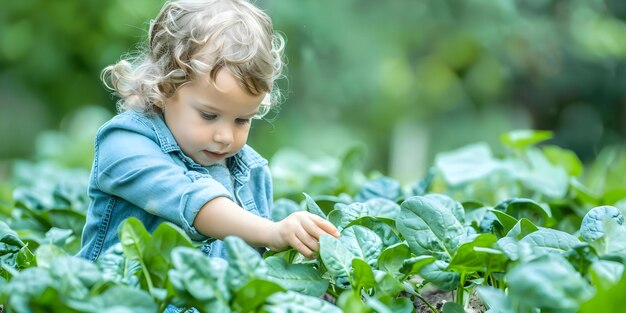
[23,287,78,313]
[169,247,230,311]
[3,267,55,312]
[448,234,508,273]
[580,265,626,313]
[271,198,301,222]
[409,167,436,198]
[490,209,518,235]
[520,228,580,256]
[591,217,626,258]
[338,145,368,194]
[364,295,397,313]
[232,278,285,312]
[442,301,466,313]
[312,195,352,216]
[265,256,328,297]
[367,293,413,313]
[496,236,519,261]
[143,222,194,288]
[34,244,67,269]
[476,286,514,313]
[328,209,344,229]
[378,243,412,276]
[44,209,86,239]
[419,260,459,291]
[543,145,583,177]
[328,202,368,230]
[329,198,400,231]
[336,291,371,313]
[373,271,404,298]
[224,236,269,290]
[397,195,466,260]
[42,227,73,247]
[263,291,343,313]
[571,178,601,204]
[355,177,402,202]
[428,193,466,224]
[53,255,102,284]
[15,245,36,270]
[563,242,597,275]
[69,285,157,313]
[96,243,140,287]
[500,129,552,150]
[352,258,376,291]
[588,260,624,291]
[386,297,413,313]
[465,207,489,234]
[118,218,151,261]
[118,218,155,294]
[435,142,500,186]
[342,226,383,266]
[580,205,623,242]
[319,234,354,286]
[494,198,551,224]
[517,148,569,200]
[303,192,327,219]
[346,216,400,249]
[364,198,401,219]
[508,255,593,311]
[400,255,436,276]
[269,149,339,199]
[0,220,26,248]
[16,256,101,307]
[505,218,538,240]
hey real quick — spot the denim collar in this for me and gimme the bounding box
[138,111,267,178]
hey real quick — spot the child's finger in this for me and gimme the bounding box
[300,216,329,240]
[309,214,340,237]
[296,229,319,253]
[290,236,315,258]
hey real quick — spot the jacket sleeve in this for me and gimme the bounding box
[261,165,274,218]
[93,122,231,241]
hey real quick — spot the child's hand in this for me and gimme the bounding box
[266,211,340,258]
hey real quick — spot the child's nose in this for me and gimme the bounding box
[213,125,234,145]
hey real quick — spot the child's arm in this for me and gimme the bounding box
[193,196,339,258]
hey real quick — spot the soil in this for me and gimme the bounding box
[321,292,337,304]
[413,289,487,313]
[413,289,453,312]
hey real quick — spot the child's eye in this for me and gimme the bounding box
[236,118,251,125]
[201,112,217,120]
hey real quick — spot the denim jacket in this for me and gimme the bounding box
[78,110,272,261]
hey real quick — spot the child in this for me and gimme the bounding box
[78,0,339,261]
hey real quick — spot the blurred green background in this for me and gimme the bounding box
[1,0,625,184]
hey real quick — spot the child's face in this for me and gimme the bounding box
[162,69,264,166]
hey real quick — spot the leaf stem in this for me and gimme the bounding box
[456,273,466,305]
[403,281,440,313]
[326,285,340,298]
[414,293,441,313]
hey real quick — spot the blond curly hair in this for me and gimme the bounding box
[102,0,285,117]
